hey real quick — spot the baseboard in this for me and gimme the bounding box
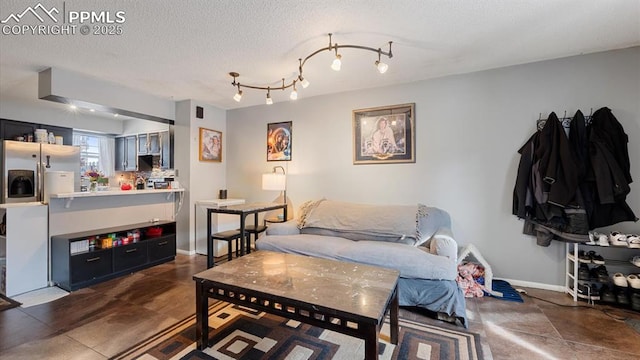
[495,277,565,293]
[176,249,195,256]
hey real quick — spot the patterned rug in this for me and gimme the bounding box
[0,293,21,312]
[113,301,482,360]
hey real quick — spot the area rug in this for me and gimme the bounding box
[0,293,21,312]
[112,301,483,360]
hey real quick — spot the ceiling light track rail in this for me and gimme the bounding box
[229,33,393,104]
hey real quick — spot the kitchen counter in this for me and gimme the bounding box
[49,188,184,199]
[48,187,184,238]
[0,202,45,209]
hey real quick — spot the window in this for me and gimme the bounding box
[73,132,115,177]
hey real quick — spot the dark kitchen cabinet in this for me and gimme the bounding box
[0,119,37,140]
[0,119,73,145]
[115,135,137,171]
[51,221,176,291]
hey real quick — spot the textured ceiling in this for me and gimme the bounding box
[0,0,639,112]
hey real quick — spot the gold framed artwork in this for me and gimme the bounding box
[352,103,415,164]
[199,127,222,162]
[267,121,292,161]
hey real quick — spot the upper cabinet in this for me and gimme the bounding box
[138,132,162,155]
[116,131,171,171]
[160,131,170,169]
[115,135,137,171]
[0,119,73,145]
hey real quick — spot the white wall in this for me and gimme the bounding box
[122,118,169,134]
[226,47,640,286]
[173,100,227,253]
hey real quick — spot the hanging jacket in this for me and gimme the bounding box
[535,112,579,208]
[513,107,637,246]
[587,107,637,227]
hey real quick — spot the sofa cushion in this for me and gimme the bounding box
[257,234,457,280]
[298,200,420,245]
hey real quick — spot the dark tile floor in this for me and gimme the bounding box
[1,254,639,359]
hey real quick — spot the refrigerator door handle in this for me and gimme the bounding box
[45,155,51,168]
[36,160,41,202]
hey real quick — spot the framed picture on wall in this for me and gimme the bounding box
[199,127,222,162]
[267,121,292,161]
[352,103,415,164]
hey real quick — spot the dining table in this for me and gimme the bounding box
[204,202,287,268]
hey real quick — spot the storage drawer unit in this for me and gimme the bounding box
[148,235,176,262]
[114,242,148,272]
[70,250,113,284]
[52,221,176,291]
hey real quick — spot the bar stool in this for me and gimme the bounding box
[240,224,268,254]
[211,230,243,263]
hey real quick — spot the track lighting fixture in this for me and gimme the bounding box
[233,84,243,102]
[331,47,342,71]
[230,33,393,104]
[266,88,273,105]
[375,50,388,74]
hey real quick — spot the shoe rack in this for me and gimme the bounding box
[565,242,640,309]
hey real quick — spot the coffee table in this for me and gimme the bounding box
[193,251,399,359]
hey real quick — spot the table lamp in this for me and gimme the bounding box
[262,166,286,204]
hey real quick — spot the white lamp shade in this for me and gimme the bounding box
[262,173,286,191]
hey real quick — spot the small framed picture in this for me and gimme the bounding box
[353,103,415,164]
[267,121,292,161]
[199,127,222,162]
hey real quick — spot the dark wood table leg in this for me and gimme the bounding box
[390,286,399,345]
[239,215,246,255]
[364,324,379,360]
[195,280,209,350]
[206,209,213,268]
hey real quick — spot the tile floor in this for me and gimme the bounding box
[1,254,639,359]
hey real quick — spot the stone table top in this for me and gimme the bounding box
[193,250,399,322]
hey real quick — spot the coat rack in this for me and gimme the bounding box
[536,108,593,131]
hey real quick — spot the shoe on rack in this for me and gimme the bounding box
[588,251,605,265]
[600,285,617,303]
[578,250,592,263]
[632,295,640,311]
[578,263,591,280]
[627,234,640,249]
[593,265,609,282]
[577,283,600,300]
[568,249,583,262]
[631,256,640,268]
[617,290,630,306]
[613,273,629,287]
[627,274,640,289]
[586,231,599,245]
[631,293,640,311]
[598,233,610,247]
[609,232,628,246]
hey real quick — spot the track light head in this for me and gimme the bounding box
[266,88,273,105]
[300,77,310,88]
[331,54,342,71]
[233,89,243,102]
[375,60,388,74]
[290,82,298,100]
